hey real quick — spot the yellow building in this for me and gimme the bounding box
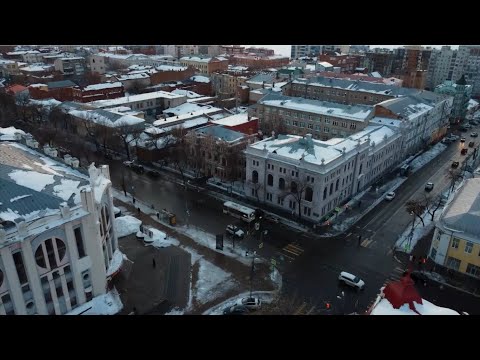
[429,178,480,278]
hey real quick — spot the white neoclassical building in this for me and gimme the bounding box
[244,124,402,223]
[0,141,119,315]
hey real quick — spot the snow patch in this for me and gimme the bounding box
[165,308,184,315]
[66,288,123,315]
[8,170,55,192]
[53,179,81,204]
[194,258,236,305]
[10,194,32,202]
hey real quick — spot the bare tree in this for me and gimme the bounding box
[423,193,444,222]
[280,174,313,219]
[448,168,463,195]
[166,126,190,185]
[114,120,143,160]
[224,149,242,186]
[261,112,287,137]
[405,199,426,227]
[128,80,148,94]
[15,92,32,122]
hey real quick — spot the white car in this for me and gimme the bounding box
[226,225,245,239]
[236,297,262,310]
[338,271,365,291]
[385,192,395,201]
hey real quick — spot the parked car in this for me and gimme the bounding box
[471,132,478,137]
[460,137,466,142]
[410,271,446,284]
[236,297,262,310]
[425,182,434,192]
[338,271,365,291]
[451,161,460,168]
[223,305,249,315]
[146,169,160,178]
[461,148,468,155]
[469,141,475,148]
[226,225,245,239]
[441,138,451,144]
[131,164,145,174]
[385,192,396,201]
[123,160,133,167]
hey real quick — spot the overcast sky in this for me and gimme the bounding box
[245,45,459,57]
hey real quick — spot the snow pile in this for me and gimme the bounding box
[148,228,180,248]
[114,215,142,238]
[203,291,277,315]
[0,126,25,140]
[106,248,127,277]
[190,75,210,83]
[410,143,447,172]
[8,170,55,192]
[395,208,438,253]
[66,288,123,315]
[370,297,459,315]
[194,258,236,305]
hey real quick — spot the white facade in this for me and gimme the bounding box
[89,54,106,74]
[0,164,118,315]
[244,125,402,222]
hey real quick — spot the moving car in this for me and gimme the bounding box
[469,141,475,148]
[451,161,459,168]
[460,137,466,142]
[226,224,245,239]
[236,297,262,310]
[461,148,468,155]
[338,271,365,291]
[385,191,396,201]
[471,132,478,138]
[223,305,249,315]
[425,182,434,192]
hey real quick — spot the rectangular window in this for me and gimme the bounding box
[300,122,305,128]
[446,256,461,271]
[13,251,28,285]
[293,121,298,126]
[277,197,284,206]
[465,242,473,254]
[315,125,321,131]
[466,263,480,277]
[324,127,329,133]
[74,227,86,258]
[268,164,271,169]
[325,118,330,124]
[452,238,459,249]
[308,123,313,129]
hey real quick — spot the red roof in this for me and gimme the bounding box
[383,273,423,313]
[6,84,28,94]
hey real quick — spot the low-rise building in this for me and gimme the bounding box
[28,80,78,102]
[244,125,402,222]
[429,178,480,280]
[209,113,259,135]
[54,57,86,77]
[111,72,151,91]
[72,82,125,103]
[0,141,121,315]
[150,65,195,85]
[229,54,290,70]
[180,56,228,75]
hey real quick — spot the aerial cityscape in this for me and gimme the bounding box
[0,44,479,315]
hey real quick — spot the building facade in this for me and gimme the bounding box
[179,56,229,75]
[229,55,290,70]
[0,143,120,315]
[291,45,323,59]
[54,57,86,77]
[72,82,125,103]
[451,45,480,98]
[250,93,374,140]
[361,51,394,77]
[425,46,457,90]
[434,76,472,122]
[429,178,480,279]
[244,125,402,223]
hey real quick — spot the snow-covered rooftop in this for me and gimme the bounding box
[69,109,145,127]
[156,65,188,72]
[83,82,123,91]
[88,90,184,108]
[20,64,53,72]
[318,61,333,67]
[180,56,212,63]
[115,73,150,81]
[370,297,459,315]
[190,75,210,83]
[210,113,255,127]
[162,102,221,117]
[259,94,373,122]
[171,89,202,98]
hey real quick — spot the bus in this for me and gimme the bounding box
[223,201,256,223]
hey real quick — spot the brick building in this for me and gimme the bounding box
[150,65,196,85]
[28,80,78,102]
[179,56,229,75]
[317,54,360,73]
[209,113,259,135]
[229,55,289,70]
[72,82,125,103]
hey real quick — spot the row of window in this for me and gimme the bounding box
[445,256,480,278]
[451,238,478,255]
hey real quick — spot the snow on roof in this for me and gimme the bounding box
[440,178,480,240]
[318,61,333,67]
[369,117,403,127]
[88,90,184,108]
[468,99,479,110]
[69,109,145,127]
[29,83,48,88]
[154,106,222,127]
[260,94,373,122]
[116,73,150,81]
[171,89,202,98]
[20,65,53,72]
[190,75,210,83]
[0,126,26,137]
[66,288,123,315]
[180,56,212,63]
[162,102,217,117]
[195,125,245,143]
[210,113,254,127]
[114,215,142,238]
[156,65,187,72]
[370,297,459,315]
[83,82,123,91]
[59,56,84,61]
[29,98,62,108]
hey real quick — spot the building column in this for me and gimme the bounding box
[20,241,48,315]
[64,223,86,305]
[0,247,27,315]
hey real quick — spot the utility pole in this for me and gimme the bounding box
[249,251,257,298]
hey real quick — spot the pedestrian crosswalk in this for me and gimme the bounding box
[280,243,304,261]
[382,266,406,287]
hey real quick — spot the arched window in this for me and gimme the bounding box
[335,179,339,191]
[252,170,259,184]
[323,187,327,200]
[329,183,333,195]
[279,177,285,190]
[305,187,313,202]
[267,174,273,186]
[35,238,67,270]
[291,181,297,193]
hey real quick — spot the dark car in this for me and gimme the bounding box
[146,169,160,178]
[469,141,475,148]
[471,132,479,138]
[409,271,429,284]
[451,161,459,168]
[425,182,434,192]
[461,148,468,155]
[131,164,145,174]
[223,305,249,315]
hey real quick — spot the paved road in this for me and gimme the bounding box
[104,126,480,315]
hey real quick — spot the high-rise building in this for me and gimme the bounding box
[452,45,480,98]
[426,46,457,90]
[290,45,323,59]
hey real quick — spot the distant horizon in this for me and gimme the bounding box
[244,45,460,57]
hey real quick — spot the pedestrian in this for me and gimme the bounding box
[133,197,136,204]
[137,207,141,214]
[358,200,362,208]
[151,204,155,210]
[156,212,160,220]
[152,258,156,268]
[358,234,362,246]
